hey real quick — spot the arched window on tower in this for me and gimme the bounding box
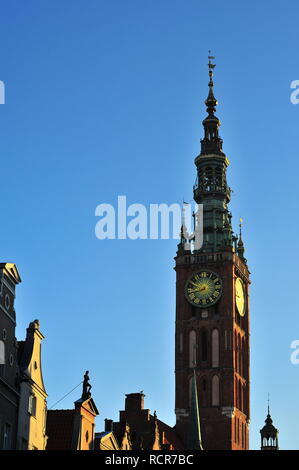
[211,375,220,406]
[234,330,238,372]
[242,336,246,379]
[215,167,223,191]
[238,380,242,412]
[198,168,204,191]
[201,329,208,362]
[189,330,197,368]
[204,167,213,191]
[211,329,219,368]
[237,334,241,375]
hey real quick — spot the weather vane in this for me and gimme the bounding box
[208,50,216,75]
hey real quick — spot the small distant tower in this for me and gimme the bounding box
[260,398,279,450]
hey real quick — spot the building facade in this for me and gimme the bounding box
[0,263,21,450]
[0,262,48,450]
[17,320,48,450]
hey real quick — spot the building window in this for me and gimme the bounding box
[211,375,220,406]
[238,334,241,375]
[28,395,37,417]
[242,337,246,379]
[201,309,208,319]
[189,330,197,368]
[2,329,7,341]
[211,329,219,367]
[238,380,242,412]
[201,329,208,362]
[3,423,11,450]
[234,330,238,371]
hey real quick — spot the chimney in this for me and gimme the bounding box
[105,419,113,432]
[125,392,145,411]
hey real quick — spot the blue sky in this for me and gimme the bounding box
[0,0,298,450]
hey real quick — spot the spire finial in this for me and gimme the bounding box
[237,216,247,262]
[208,50,216,79]
[200,52,224,156]
[239,217,243,239]
[205,51,217,115]
[267,392,270,416]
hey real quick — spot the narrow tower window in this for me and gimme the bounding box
[211,375,220,406]
[201,329,208,362]
[211,329,219,367]
[189,330,197,368]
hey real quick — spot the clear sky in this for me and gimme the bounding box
[1,0,298,450]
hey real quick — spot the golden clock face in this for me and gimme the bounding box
[235,277,246,316]
[185,270,222,308]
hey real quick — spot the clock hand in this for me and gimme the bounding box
[190,281,200,288]
[188,286,201,293]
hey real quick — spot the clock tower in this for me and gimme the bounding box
[174,57,250,450]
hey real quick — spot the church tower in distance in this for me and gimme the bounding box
[260,400,279,450]
[174,56,250,450]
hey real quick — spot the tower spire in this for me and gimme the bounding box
[193,54,232,252]
[205,52,217,116]
[200,52,224,156]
